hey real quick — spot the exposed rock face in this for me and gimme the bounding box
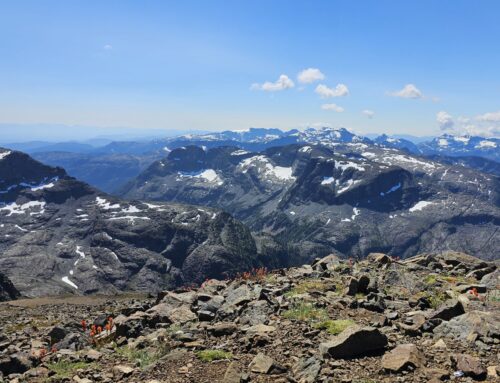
[0,272,20,302]
[0,148,261,297]
[120,143,499,262]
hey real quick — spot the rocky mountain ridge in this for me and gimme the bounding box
[121,143,499,262]
[0,148,263,297]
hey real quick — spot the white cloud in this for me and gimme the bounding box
[321,103,344,112]
[476,111,500,122]
[436,111,454,131]
[362,110,375,119]
[390,84,423,99]
[104,44,113,50]
[297,68,325,84]
[251,74,295,92]
[436,110,500,137]
[315,83,349,98]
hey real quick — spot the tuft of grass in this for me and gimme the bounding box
[314,319,355,335]
[427,290,448,309]
[424,274,438,285]
[285,280,330,297]
[115,344,169,369]
[196,350,233,362]
[282,302,328,322]
[47,360,95,378]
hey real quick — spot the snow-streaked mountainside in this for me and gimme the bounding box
[121,143,499,262]
[0,148,264,297]
[419,134,499,161]
[21,127,499,194]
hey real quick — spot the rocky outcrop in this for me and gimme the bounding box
[0,272,20,302]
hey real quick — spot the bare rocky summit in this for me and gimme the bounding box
[0,251,498,382]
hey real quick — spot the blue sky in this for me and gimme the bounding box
[1,0,499,139]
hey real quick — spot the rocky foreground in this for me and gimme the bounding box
[0,251,498,383]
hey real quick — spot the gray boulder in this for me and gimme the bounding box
[320,326,387,359]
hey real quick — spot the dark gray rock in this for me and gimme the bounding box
[319,326,388,359]
[0,353,33,375]
[430,299,465,321]
[0,273,20,302]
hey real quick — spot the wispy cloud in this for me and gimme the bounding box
[477,111,500,122]
[436,111,454,131]
[315,83,349,98]
[321,103,344,112]
[297,68,325,84]
[362,110,375,119]
[389,84,423,99]
[103,44,113,50]
[251,74,295,92]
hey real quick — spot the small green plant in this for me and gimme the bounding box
[196,350,233,362]
[424,274,438,285]
[115,343,170,369]
[47,360,95,378]
[282,302,328,322]
[427,290,447,309]
[285,279,330,297]
[314,319,355,335]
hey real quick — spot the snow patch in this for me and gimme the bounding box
[177,169,224,185]
[230,149,250,156]
[62,276,78,289]
[438,138,449,147]
[380,182,401,196]
[96,197,120,210]
[475,140,496,149]
[409,201,434,212]
[336,161,365,172]
[0,201,46,216]
[0,151,12,160]
[321,177,335,185]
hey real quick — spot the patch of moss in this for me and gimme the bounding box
[196,350,233,362]
[314,319,355,335]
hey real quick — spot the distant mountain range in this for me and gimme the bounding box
[6,127,496,193]
[1,125,499,298]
